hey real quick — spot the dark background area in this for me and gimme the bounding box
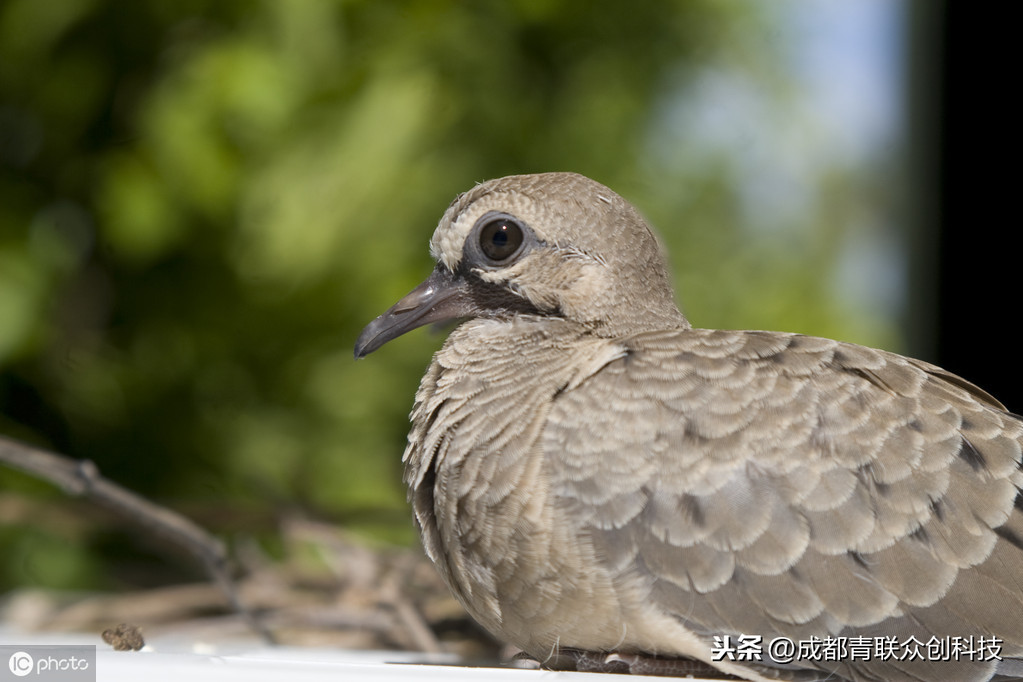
[933,3,1021,413]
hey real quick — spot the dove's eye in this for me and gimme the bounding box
[477,216,526,264]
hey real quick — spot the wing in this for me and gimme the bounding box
[545,328,1023,681]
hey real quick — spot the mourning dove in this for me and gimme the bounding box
[355,172,1023,681]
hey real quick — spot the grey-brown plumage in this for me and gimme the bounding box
[355,172,1023,681]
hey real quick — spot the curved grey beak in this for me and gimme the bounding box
[354,266,478,358]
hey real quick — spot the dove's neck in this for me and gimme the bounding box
[596,305,691,339]
[551,253,691,338]
[572,294,691,340]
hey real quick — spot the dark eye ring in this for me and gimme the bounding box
[478,216,526,263]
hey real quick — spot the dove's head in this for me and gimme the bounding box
[355,172,688,357]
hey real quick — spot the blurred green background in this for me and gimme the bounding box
[1,0,909,592]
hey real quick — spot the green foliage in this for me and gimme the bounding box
[0,0,900,590]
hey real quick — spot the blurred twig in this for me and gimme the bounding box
[0,434,273,643]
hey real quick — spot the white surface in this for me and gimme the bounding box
[0,630,712,681]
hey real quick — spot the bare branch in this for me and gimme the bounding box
[0,434,274,643]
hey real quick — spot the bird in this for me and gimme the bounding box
[354,172,1023,681]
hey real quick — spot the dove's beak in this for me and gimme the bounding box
[354,265,479,358]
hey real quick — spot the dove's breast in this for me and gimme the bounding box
[401,317,641,658]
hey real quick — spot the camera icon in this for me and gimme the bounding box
[8,651,34,677]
